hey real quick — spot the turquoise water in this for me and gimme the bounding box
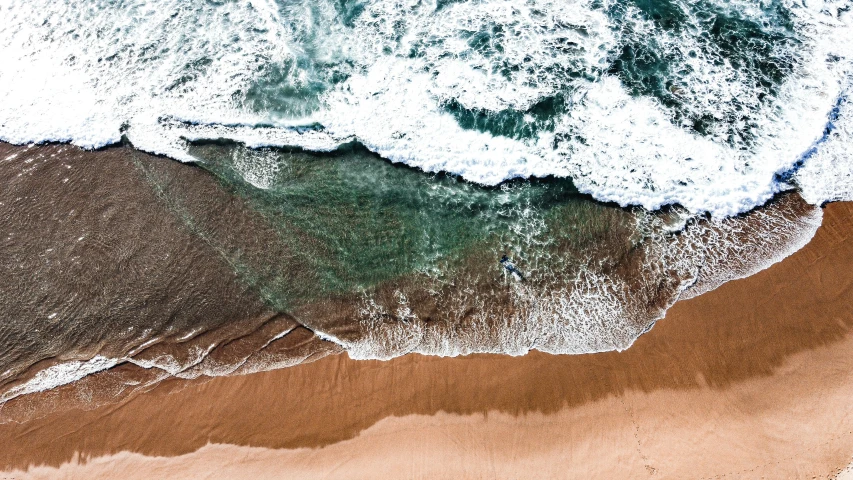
[185,142,633,310]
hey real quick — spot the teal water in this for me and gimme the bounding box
[186,142,635,311]
[2,0,848,215]
[244,0,802,146]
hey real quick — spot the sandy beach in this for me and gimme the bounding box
[0,201,851,478]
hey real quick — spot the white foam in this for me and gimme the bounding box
[0,0,299,152]
[796,86,853,204]
[668,200,824,300]
[314,0,853,216]
[0,356,118,403]
[1,0,851,216]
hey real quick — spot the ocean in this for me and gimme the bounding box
[0,0,850,412]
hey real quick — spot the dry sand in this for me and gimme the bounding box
[2,201,853,479]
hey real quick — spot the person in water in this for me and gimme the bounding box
[500,255,525,281]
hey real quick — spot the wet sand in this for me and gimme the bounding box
[0,141,341,414]
[1,201,852,478]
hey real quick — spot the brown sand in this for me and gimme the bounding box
[0,142,341,415]
[1,201,853,478]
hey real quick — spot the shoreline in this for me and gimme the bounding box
[1,202,851,477]
[0,139,824,393]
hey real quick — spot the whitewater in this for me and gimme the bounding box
[1,0,851,217]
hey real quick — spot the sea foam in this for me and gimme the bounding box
[0,0,850,216]
[0,356,118,404]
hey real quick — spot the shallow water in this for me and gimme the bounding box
[0,0,849,414]
[186,143,628,305]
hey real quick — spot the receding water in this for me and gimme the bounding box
[0,0,848,409]
[185,142,634,311]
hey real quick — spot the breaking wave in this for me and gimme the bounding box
[1,0,851,215]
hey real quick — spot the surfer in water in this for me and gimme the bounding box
[500,255,525,281]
